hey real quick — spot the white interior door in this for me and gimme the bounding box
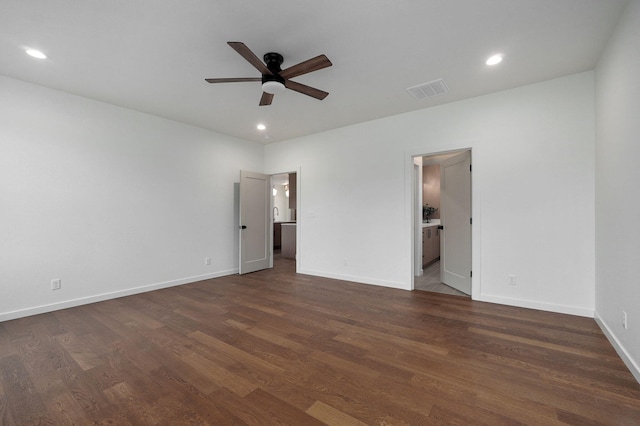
[440,151,472,294]
[239,170,270,274]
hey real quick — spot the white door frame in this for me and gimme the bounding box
[413,160,424,276]
[407,145,480,300]
[268,167,301,273]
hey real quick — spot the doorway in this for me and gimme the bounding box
[413,149,472,297]
[238,170,299,274]
[271,172,297,269]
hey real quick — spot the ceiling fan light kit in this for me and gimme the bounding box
[206,42,332,106]
[262,80,285,94]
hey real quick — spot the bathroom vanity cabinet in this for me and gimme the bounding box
[422,221,441,267]
[281,223,297,259]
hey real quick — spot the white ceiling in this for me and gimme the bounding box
[0,0,627,144]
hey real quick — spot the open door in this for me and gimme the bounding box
[239,170,270,274]
[440,151,472,294]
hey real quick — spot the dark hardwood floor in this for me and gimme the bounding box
[1,256,639,425]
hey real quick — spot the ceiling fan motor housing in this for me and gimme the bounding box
[263,53,285,83]
[262,74,285,85]
[263,52,284,73]
[262,53,286,94]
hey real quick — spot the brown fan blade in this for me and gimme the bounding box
[205,77,261,83]
[280,54,332,79]
[228,42,272,75]
[259,92,274,106]
[284,80,329,100]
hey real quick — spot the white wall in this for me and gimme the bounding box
[594,0,640,381]
[265,71,596,317]
[0,75,263,321]
[3,50,625,372]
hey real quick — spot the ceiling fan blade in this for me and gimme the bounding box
[285,80,329,100]
[205,77,261,83]
[280,54,332,79]
[228,42,272,75]
[259,92,274,106]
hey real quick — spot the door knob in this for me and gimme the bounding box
[239,225,247,229]
[438,225,444,230]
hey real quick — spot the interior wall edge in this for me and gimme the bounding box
[594,311,640,384]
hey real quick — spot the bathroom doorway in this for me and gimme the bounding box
[413,149,472,297]
[271,172,297,268]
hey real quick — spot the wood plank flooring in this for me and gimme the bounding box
[1,257,639,425]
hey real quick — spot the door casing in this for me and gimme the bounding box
[410,147,475,298]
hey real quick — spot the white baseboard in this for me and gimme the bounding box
[0,269,238,323]
[594,311,640,384]
[295,271,597,319]
[298,268,409,290]
[477,293,594,318]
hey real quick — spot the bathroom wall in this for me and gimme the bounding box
[273,184,292,222]
[422,163,441,220]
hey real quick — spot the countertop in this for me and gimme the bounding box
[422,219,441,228]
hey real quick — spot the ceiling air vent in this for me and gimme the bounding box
[406,79,449,100]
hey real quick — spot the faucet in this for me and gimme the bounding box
[273,206,279,220]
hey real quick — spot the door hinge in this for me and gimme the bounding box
[469,164,472,172]
[470,270,473,278]
[470,217,472,225]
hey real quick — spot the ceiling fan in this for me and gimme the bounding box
[205,42,332,106]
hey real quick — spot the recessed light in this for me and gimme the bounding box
[25,48,47,59]
[257,123,266,131]
[486,54,503,66]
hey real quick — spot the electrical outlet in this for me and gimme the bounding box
[623,311,628,330]
[508,274,517,285]
[51,279,61,291]
[205,257,212,266]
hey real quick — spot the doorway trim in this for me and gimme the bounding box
[268,167,301,273]
[406,144,480,300]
